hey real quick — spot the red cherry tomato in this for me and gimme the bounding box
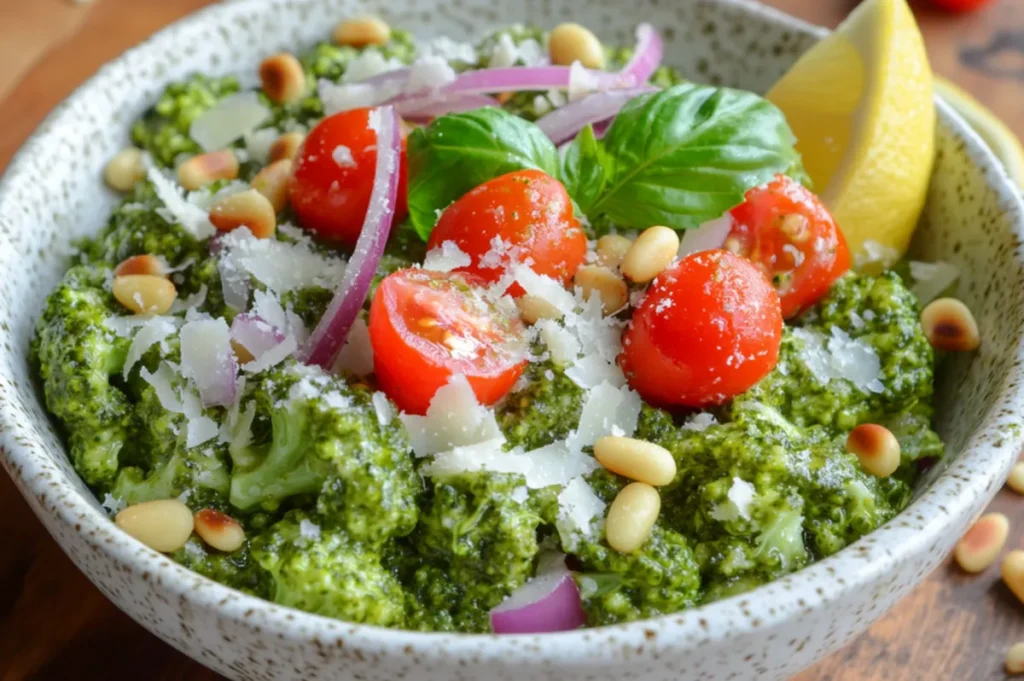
[369,268,527,415]
[619,250,782,408]
[290,107,408,245]
[927,0,993,11]
[727,175,851,319]
[427,169,587,296]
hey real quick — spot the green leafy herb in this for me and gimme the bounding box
[585,84,804,229]
[559,124,606,215]
[406,107,560,240]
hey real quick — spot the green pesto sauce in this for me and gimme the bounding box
[32,23,944,633]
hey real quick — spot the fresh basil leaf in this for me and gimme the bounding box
[588,84,804,230]
[559,124,607,214]
[406,107,560,241]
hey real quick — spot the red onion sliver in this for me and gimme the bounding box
[230,313,286,363]
[621,23,664,86]
[535,86,657,146]
[396,92,500,121]
[490,571,586,634]
[301,106,402,369]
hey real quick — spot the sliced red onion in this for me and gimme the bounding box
[396,92,500,121]
[678,214,734,256]
[621,24,664,86]
[535,86,657,146]
[301,106,401,369]
[230,314,286,364]
[490,569,586,634]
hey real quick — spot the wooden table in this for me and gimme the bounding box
[1,1,1022,679]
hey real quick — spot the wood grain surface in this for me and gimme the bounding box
[1,1,1022,679]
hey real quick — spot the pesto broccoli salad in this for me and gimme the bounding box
[34,18,973,634]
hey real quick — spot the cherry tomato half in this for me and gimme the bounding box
[619,250,783,408]
[369,268,527,414]
[427,169,587,296]
[727,175,850,319]
[290,107,409,245]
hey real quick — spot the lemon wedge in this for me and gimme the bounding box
[766,0,935,264]
[934,77,1024,190]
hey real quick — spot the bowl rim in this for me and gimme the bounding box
[3,0,1024,665]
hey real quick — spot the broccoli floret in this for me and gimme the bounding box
[407,471,542,632]
[172,536,270,597]
[735,272,934,434]
[496,361,585,450]
[132,74,240,167]
[573,523,702,626]
[228,362,419,544]
[251,510,406,625]
[882,403,945,465]
[32,264,132,488]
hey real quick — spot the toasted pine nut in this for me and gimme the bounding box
[103,147,146,192]
[845,423,900,478]
[920,297,980,352]
[259,52,306,104]
[332,16,391,47]
[114,254,166,278]
[575,265,628,315]
[605,482,661,554]
[115,499,194,553]
[193,508,245,552]
[112,274,177,315]
[596,234,633,269]
[250,159,292,213]
[1009,462,1024,494]
[620,226,680,284]
[954,512,1009,573]
[594,436,676,487]
[231,339,255,365]
[1007,642,1024,674]
[516,294,563,324]
[177,149,239,191]
[268,132,305,163]
[1003,550,1024,606]
[209,189,277,239]
[779,213,810,242]
[549,23,605,69]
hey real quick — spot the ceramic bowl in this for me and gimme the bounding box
[2,0,1023,679]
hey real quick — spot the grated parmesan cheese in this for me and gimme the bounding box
[512,265,576,316]
[567,61,600,101]
[189,91,270,152]
[399,374,504,456]
[792,326,884,394]
[422,240,472,273]
[217,227,347,294]
[179,317,237,407]
[299,519,322,541]
[709,477,756,522]
[682,412,718,432]
[406,55,458,90]
[536,320,580,365]
[332,317,374,377]
[417,36,477,64]
[556,478,606,548]
[332,145,356,168]
[122,316,178,379]
[146,165,216,239]
[372,392,394,426]
[567,381,641,452]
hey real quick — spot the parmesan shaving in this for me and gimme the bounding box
[399,374,504,456]
[556,478,606,548]
[146,165,215,239]
[122,316,178,379]
[422,241,472,273]
[189,91,270,152]
[332,317,374,377]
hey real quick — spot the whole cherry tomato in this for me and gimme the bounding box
[619,250,783,408]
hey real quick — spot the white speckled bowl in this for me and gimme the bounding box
[2,1,1023,679]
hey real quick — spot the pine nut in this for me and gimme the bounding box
[575,265,628,315]
[112,274,177,315]
[954,512,1009,573]
[846,423,900,478]
[115,499,194,553]
[332,16,391,47]
[114,254,166,278]
[1008,462,1024,494]
[549,23,605,69]
[103,147,146,192]
[1007,642,1024,674]
[259,52,306,104]
[268,132,305,163]
[209,189,277,239]
[620,226,680,283]
[1003,550,1024,606]
[193,508,245,552]
[596,234,632,269]
[516,294,563,324]
[920,297,980,352]
[250,159,292,214]
[177,149,239,191]
[605,482,661,554]
[594,436,676,487]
